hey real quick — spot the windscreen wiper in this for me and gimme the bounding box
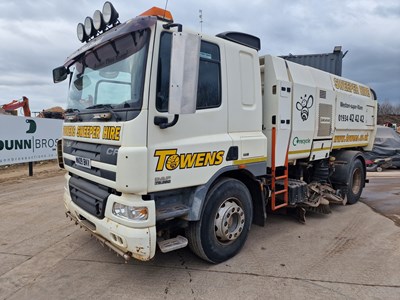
[65,108,80,113]
[87,104,121,121]
[65,108,81,122]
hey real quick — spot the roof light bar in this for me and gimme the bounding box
[76,2,120,43]
[140,7,173,22]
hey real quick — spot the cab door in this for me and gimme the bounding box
[147,31,231,192]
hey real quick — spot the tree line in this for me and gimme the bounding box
[378,102,400,115]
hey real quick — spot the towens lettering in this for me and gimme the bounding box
[154,149,225,171]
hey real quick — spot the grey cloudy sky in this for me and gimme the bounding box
[0,0,399,113]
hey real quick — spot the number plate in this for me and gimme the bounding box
[75,156,91,169]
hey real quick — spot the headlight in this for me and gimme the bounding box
[112,203,148,221]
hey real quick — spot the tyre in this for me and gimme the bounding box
[347,159,365,205]
[186,178,253,263]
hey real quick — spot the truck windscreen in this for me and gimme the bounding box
[67,29,150,114]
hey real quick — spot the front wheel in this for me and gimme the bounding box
[186,178,253,263]
[347,159,365,204]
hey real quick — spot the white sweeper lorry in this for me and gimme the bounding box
[53,3,377,263]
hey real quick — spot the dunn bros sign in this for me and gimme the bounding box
[0,115,63,166]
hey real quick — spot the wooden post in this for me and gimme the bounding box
[29,162,33,176]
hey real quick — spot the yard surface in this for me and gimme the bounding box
[0,164,399,299]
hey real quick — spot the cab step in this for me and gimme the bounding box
[156,204,190,221]
[157,235,188,253]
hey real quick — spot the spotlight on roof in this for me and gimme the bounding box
[77,23,88,42]
[93,10,106,31]
[84,16,95,37]
[102,1,119,25]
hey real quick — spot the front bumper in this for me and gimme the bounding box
[64,176,156,261]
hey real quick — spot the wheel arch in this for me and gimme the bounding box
[330,150,367,188]
[189,166,266,226]
[221,169,266,226]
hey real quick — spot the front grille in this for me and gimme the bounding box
[69,175,113,219]
[63,139,119,165]
[64,158,116,181]
[63,139,119,181]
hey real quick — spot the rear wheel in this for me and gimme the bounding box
[186,178,253,263]
[347,159,365,204]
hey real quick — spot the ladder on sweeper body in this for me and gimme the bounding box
[270,127,289,210]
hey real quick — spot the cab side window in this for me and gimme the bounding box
[156,33,221,112]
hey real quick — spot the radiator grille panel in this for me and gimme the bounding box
[63,139,119,181]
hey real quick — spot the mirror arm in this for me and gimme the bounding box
[155,114,179,129]
[163,23,183,32]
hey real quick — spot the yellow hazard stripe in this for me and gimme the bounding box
[289,147,332,155]
[288,149,310,155]
[332,143,368,149]
[233,156,267,165]
[316,147,332,152]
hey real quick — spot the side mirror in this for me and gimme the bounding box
[168,32,201,115]
[53,66,69,83]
